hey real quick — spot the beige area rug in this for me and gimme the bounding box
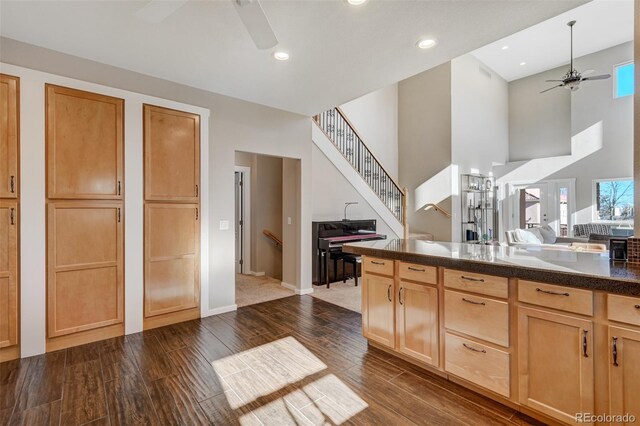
[311,279,361,313]
[235,274,295,307]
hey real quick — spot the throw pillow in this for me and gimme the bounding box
[538,225,557,244]
[514,228,543,244]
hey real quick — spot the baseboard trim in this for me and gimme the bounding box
[281,282,314,295]
[249,271,265,277]
[202,304,238,317]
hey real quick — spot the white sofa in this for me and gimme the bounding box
[504,226,588,248]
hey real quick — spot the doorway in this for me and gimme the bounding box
[518,184,549,229]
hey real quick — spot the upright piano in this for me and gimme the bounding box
[312,220,386,284]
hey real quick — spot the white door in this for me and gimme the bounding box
[518,183,549,229]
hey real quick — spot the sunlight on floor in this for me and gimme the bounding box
[212,336,368,425]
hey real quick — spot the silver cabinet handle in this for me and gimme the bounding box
[461,275,484,282]
[536,288,569,297]
[462,343,486,353]
[408,266,425,272]
[462,297,485,306]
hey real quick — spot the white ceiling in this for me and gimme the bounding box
[0,0,585,115]
[471,0,634,82]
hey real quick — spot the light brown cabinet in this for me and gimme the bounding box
[608,326,640,423]
[518,306,594,424]
[144,104,200,202]
[1,74,19,199]
[47,201,123,337]
[396,280,438,366]
[0,201,18,352]
[46,85,124,200]
[362,273,395,348]
[144,203,200,318]
[143,104,201,329]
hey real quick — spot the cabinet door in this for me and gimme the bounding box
[145,203,200,317]
[518,307,594,424]
[144,105,200,201]
[47,201,123,337]
[0,74,19,199]
[362,273,395,348]
[397,281,438,366]
[46,85,124,199]
[609,326,640,423]
[0,201,18,348]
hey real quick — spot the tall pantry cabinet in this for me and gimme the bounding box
[45,85,125,350]
[0,74,20,361]
[143,104,201,329]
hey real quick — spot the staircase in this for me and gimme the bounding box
[313,107,407,238]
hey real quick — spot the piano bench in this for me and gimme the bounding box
[341,255,362,287]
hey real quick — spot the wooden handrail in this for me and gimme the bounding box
[263,229,283,247]
[423,203,452,218]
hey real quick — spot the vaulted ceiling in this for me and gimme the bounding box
[0,0,585,115]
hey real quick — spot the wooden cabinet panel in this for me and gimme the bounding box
[46,85,124,199]
[608,326,640,424]
[362,256,394,277]
[362,273,395,348]
[398,262,437,284]
[145,204,200,318]
[445,332,510,398]
[608,294,640,327]
[0,201,18,349]
[0,74,19,199]
[518,306,594,424]
[397,281,438,366]
[443,269,508,299]
[519,280,593,316]
[47,201,123,337]
[144,105,200,201]
[444,290,509,347]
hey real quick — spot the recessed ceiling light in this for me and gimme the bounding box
[416,39,437,49]
[520,61,527,66]
[273,51,290,61]
[346,0,367,5]
[501,45,509,50]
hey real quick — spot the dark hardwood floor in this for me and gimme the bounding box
[0,296,542,425]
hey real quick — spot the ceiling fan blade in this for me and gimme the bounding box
[540,84,563,94]
[582,74,611,81]
[233,0,278,50]
[545,79,565,82]
[135,0,188,23]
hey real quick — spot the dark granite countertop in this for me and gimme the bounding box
[343,239,640,296]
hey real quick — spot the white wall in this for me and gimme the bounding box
[339,84,399,181]
[496,42,633,226]
[311,144,398,239]
[451,54,509,242]
[4,62,210,356]
[2,38,313,357]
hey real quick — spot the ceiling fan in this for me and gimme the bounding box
[540,20,610,94]
[135,0,278,50]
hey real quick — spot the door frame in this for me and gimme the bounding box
[234,166,251,275]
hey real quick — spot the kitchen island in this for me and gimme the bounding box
[344,239,640,425]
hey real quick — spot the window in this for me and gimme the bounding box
[614,62,634,98]
[593,179,634,221]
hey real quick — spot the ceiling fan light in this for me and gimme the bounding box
[416,39,437,49]
[273,51,290,61]
[346,0,367,5]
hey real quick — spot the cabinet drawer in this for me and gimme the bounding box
[608,294,640,326]
[398,262,437,285]
[445,333,510,398]
[444,269,508,299]
[444,290,509,347]
[363,256,393,276]
[518,281,593,316]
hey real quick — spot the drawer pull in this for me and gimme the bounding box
[462,297,485,306]
[10,176,14,193]
[635,304,640,310]
[10,208,15,225]
[371,261,385,266]
[583,329,589,358]
[398,287,404,305]
[462,343,486,354]
[536,288,569,297]
[408,266,425,272]
[461,275,484,282]
[387,285,392,302]
[612,336,619,367]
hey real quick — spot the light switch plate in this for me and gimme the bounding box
[219,220,230,230]
[287,217,292,225]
